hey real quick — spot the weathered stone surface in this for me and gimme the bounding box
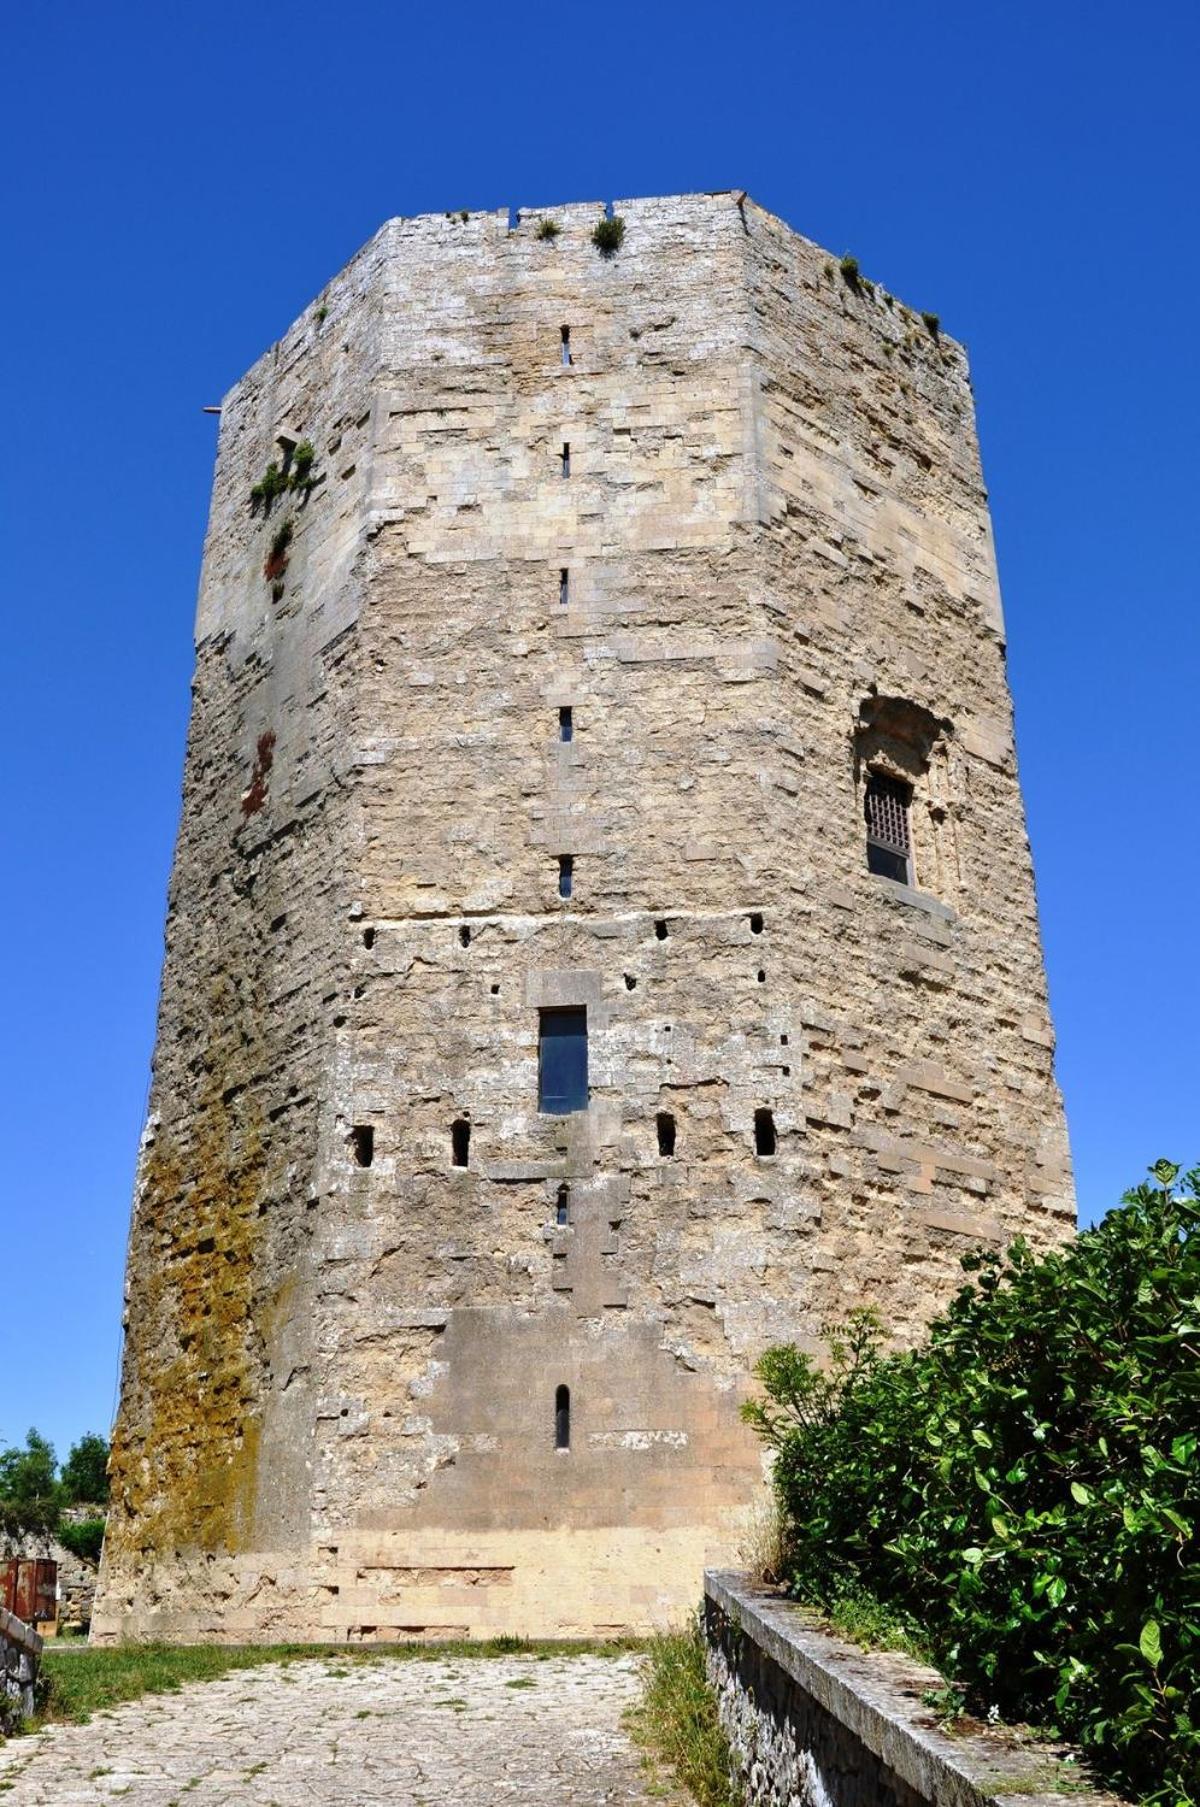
[95,192,1073,1643]
[0,1608,41,1725]
[704,1572,1122,1807]
[0,1652,677,1804]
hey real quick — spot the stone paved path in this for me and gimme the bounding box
[0,1653,681,1805]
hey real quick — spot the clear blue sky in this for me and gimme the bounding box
[2,0,1197,1460]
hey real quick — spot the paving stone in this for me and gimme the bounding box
[0,1654,679,1805]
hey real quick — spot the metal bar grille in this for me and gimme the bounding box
[865,773,911,855]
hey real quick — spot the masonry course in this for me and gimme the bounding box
[94,191,1074,1643]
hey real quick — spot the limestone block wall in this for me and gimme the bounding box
[94,193,1073,1645]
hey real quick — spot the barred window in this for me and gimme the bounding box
[865,772,913,884]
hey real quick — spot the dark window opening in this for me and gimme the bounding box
[624,973,637,990]
[559,706,573,742]
[754,1109,776,1157]
[561,441,570,477]
[459,924,471,947]
[757,969,766,983]
[781,1034,789,1045]
[558,855,573,898]
[349,1125,374,1168]
[749,912,764,934]
[657,1111,676,1157]
[451,1118,471,1167]
[539,1006,588,1114]
[362,926,376,949]
[555,1384,571,1450]
[654,919,668,940]
[490,982,500,995]
[560,567,569,606]
[561,325,572,367]
[556,1184,570,1226]
[865,771,913,885]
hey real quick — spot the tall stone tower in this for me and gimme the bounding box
[94,194,1074,1644]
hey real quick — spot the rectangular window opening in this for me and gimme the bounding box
[559,706,573,742]
[656,1111,676,1158]
[349,1125,374,1168]
[539,1006,588,1114]
[556,1184,570,1225]
[559,567,569,607]
[561,441,570,478]
[558,854,573,898]
[555,1384,571,1450]
[560,325,572,367]
[865,771,913,885]
[451,1118,471,1167]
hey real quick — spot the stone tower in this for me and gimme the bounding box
[93,193,1074,1644]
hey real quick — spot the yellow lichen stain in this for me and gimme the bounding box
[107,966,274,1561]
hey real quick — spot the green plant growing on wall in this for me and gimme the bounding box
[315,303,328,325]
[592,215,626,255]
[536,217,560,241]
[288,440,317,493]
[745,1161,1200,1807]
[249,462,288,514]
[57,1518,106,1564]
[921,311,941,339]
[839,253,861,292]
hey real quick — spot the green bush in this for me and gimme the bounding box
[536,217,560,241]
[745,1163,1200,1807]
[56,1517,106,1564]
[592,215,625,255]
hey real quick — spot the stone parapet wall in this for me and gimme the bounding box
[0,1607,41,1726]
[704,1572,1119,1807]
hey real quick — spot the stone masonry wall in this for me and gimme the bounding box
[94,193,1073,1644]
[704,1572,1119,1807]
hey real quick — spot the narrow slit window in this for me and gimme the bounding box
[556,1184,570,1225]
[451,1118,471,1167]
[539,1006,588,1114]
[654,919,668,940]
[349,1125,374,1168]
[560,325,572,367]
[749,912,764,934]
[555,1384,571,1450]
[559,567,569,607]
[558,855,573,898]
[561,441,570,478]
[754,1109,776,1157]
[459,924,471,947]
[656,1111,676,1158]
[559,706,573,742]
[865,772,913,885]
